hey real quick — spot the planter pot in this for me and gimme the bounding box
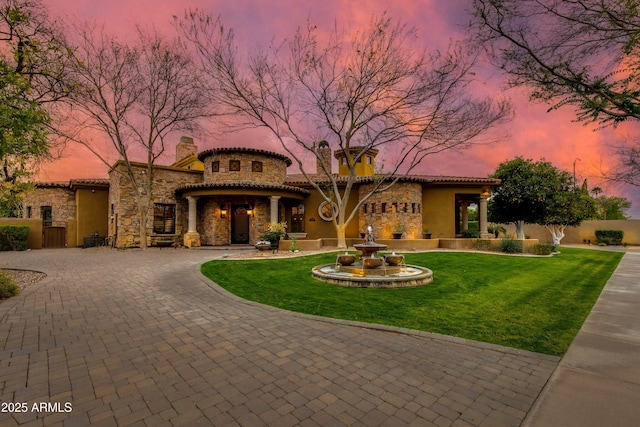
[255,243,271,252]
[337,254,355,266]
[392,233,403,240]
[423,232,432,239]
[362,257,383,269]
[269,239,280,252]
[156,240,173,247]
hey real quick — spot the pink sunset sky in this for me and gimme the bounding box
[39,0,640,217]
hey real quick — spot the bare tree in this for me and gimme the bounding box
[470,0,640,127]
[178,12,511,247]
[470,0,640,192]
[62,24,213,248]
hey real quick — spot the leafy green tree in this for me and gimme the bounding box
[0,0,75,216]
[0,60,48,216]
[544,186,598,245]
[489,157,597,243]
[489,158,561,239]
[596,195,632,220]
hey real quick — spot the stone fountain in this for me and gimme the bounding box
[312,226,433,288]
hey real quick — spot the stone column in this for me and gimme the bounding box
[184,196,201,247]
[479,194,490,239]
[269,196,281,224]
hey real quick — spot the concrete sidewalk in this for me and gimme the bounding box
[524,249,640,426]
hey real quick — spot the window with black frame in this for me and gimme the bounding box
[153,204,176,234]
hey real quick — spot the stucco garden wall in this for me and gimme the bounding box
[503,220,640,246]
[0,218,42,249]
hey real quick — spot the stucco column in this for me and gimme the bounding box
[460,202,469,232]
[479,194,490,239]
[269,196,281,224]
[187,196,198,232]
[184,196,201,247]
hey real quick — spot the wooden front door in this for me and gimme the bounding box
[231,205,250,244]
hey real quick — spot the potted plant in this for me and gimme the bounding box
[423,229,432,239]
[262,221,287,252]
[392,222,405,239]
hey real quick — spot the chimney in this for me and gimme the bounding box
[316,140,331,177]
[175,136,197,163]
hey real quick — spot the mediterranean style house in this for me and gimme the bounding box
[22,136,500,249]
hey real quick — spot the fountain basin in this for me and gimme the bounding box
[385,254,404,266]
[312,264,433,288]
[353,242,388,258]
[362,257,384,269]
[337,254,356,266]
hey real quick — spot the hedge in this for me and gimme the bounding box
[595,229,624,246]
[0,225,30,251]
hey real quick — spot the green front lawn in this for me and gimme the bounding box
[201,248,623,355]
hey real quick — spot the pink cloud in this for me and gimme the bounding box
[38,0,640,217]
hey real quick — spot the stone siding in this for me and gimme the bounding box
[23,186,76,227]
[358,182,423,239]
[109,164,202,248]
[202,152,288,185]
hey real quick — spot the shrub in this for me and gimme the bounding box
[461,229,480,238]
[532,243,554,256]
[500,236,523,253]
[0,225,30,251]
[595,230,624,246]
[0,272,20,299]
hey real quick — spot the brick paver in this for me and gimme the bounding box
[0,248,559,426]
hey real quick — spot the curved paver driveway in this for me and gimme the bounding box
[1,248,558,426]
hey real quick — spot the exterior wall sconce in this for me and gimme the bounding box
[247,208,253,217]
[220,208,227,218]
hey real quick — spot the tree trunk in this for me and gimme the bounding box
[545,224,566,246]
[139,207,148,249]
[335,223,348,248]
[515,220,525,239]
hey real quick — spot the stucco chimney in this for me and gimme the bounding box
[176,136,197,163]
[316,140,332,177]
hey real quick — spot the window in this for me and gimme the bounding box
[212,160,220,172]
[27,206,32,218]
[153,204,176,234]
[371,203,376,214]
[382,203,387,213]
[252,161,263,172]
[41,206,52,227]
[366,156,372,164]
[229,159,240,171]
[363,204,368,214]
